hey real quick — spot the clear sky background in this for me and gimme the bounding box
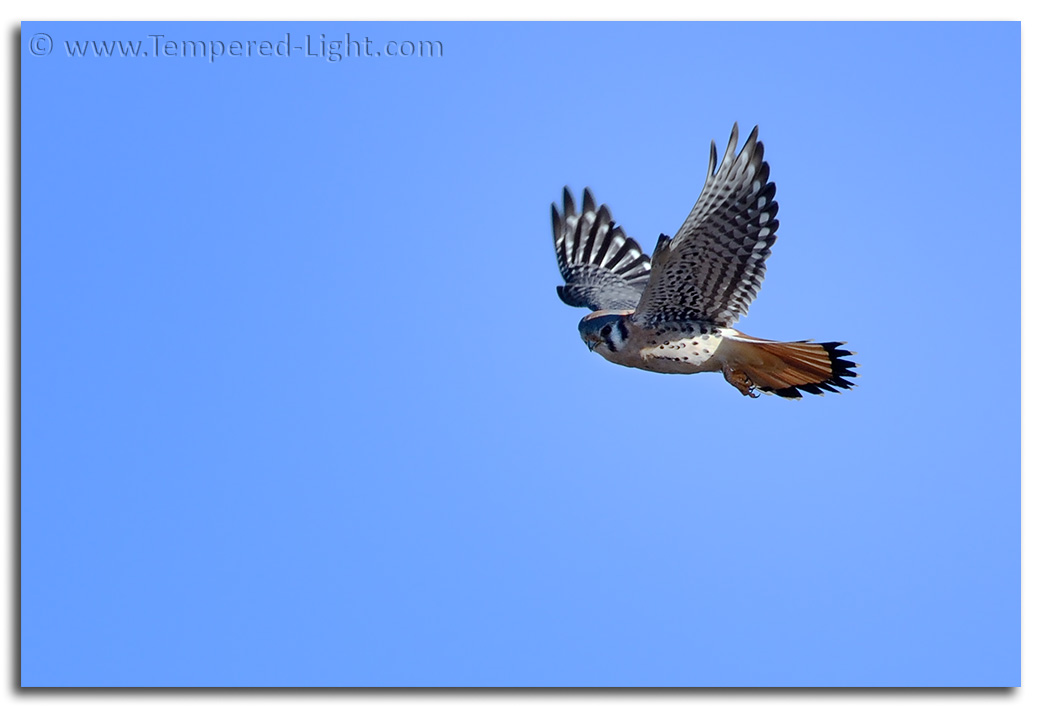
[21,21,1020,687]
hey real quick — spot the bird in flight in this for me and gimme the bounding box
[551,124,856,399]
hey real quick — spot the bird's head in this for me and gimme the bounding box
[578,310,632,355]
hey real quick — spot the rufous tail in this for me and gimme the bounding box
[719,334,858,399]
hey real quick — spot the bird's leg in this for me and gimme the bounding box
[722,364,759,398]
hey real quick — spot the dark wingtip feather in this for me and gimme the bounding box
[563,187,575,217]
[725,123,740,157]
[744,125,759,153]
[582,188,596,215]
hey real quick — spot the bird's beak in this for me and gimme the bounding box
[587,340,597,351]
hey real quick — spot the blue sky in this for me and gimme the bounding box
[21,21,1020,687]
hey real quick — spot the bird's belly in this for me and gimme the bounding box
[637,331,724,374]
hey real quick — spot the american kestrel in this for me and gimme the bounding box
[552,124,857,398]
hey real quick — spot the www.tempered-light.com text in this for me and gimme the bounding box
[50,33,444,62]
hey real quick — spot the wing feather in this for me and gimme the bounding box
[552,187,652,311]
[632,124,779,327]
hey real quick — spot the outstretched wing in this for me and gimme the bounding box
[631,124,779,328]
[552,187,652,312]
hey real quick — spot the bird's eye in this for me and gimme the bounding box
[601,325,612,338]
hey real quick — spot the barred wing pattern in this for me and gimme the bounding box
[552,187,652,312]
[632,124,779,328]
